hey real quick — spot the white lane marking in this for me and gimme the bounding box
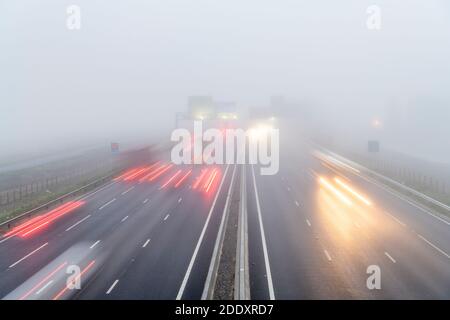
[0,235,15,244]
[295,201,300,207]
[324,249,332,261]
[80,178,119,201]
[384,251,396,263]
[99,198,116,210]
[251,165,275,300]
[121,186,135,195]
[328,149,450,212]
[121,215,129,223]
[384,211,406,227]
[237,165,249,300]
[90,240,101,249]
[178,198,182,203]
[36,280,54,295]
[317,147,450,226]
[142,239,150,248]
[143,198,149,204]
[106,280,119,295]
[343,164,450,226]
[202,165,237,300]
[9,243,49,268]
[177,165,230,300]
[65,215,91,231]
[418,234,450,259]
[163,214,170,221]
[306,219,311,227]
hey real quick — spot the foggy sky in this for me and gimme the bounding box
[1,1,449,160]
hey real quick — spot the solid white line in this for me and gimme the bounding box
[418,234,450,259]
[324,249,332,261]
[384,211,406,227]
[9,243,49,268]
[236,165,249,300]
[163,214,170,221]
[295,201,300,207]
[178,198,182,203]
[202,165,237,300]
[90,240,101,249]
[121,186,135,195]
[121,215,129,222]
[99,198,116,210]
[80,180,117,201]
[306,219,311,227]
[335,158,450,226]
[143,198,149,204]
[384,251,396,263]
[0,235,14,244]
[106,280,119,294]
[251,165,275,300]
[36,280,54,295]
[142,239,150,248]
[317,147,450,226]
[65,215,91,231]
[376,181,450,225]
[176,165,230,300]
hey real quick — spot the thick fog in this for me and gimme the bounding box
[1,1,449,162]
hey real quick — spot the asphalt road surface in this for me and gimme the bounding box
[1,141,450,300]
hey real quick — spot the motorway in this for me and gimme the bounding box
[1,139,450,299]
[248,140,450,299]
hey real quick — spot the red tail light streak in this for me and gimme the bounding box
[160,170,182,189]
[205,169,219,193]
[191,167,222,194]
[174,169,192,188]
[193,169,208,189]
[20,261,68,300]
[114,168,140,181]
[4,201,85,239]
[203,169,216,190]
[52,260,96,300]
[138,162,164,182]
[149,164,174,181]
[123,167,150,181]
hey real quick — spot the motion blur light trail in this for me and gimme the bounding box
[149,164,174,181]
[174,169,192,188]
[334,177,372,206]
[193,169,208,190]
[4,201,85,239]
[52,260,96,300]
[203,169,216,190]
[123,167,151,181]
[205,169,218,193]
[160,170,182,189]
[19,261,68,300]
[205,168,220,194]
[138,162,163,182]
[114,168,140,181]
[318,177,353,207]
